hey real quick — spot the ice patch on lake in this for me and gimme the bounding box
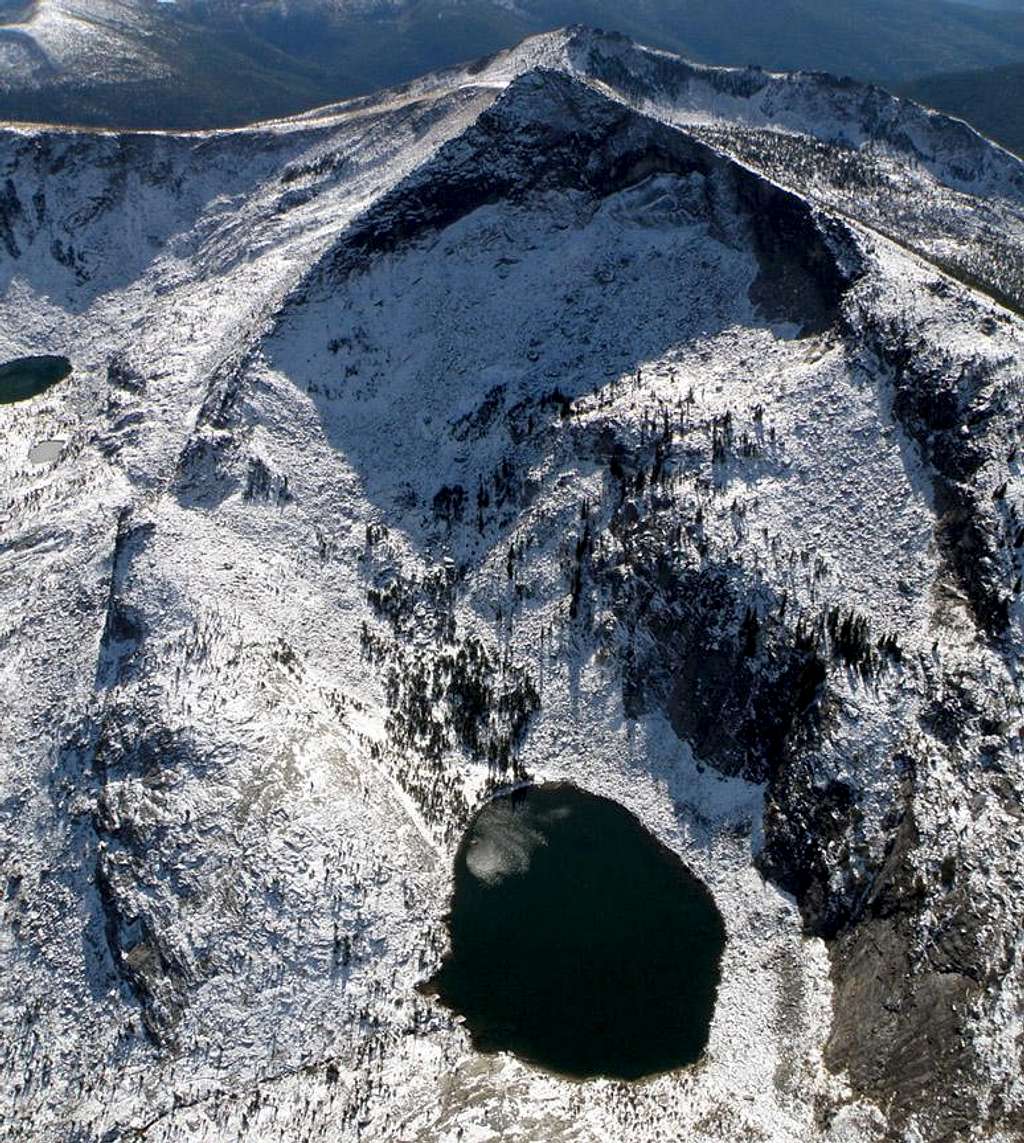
[465,803,546,886]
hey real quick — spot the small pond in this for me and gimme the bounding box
[0,356,72,405]
[424,782,726,1080]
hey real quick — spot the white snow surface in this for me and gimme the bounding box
[0,0,169,90]
[0,27,1022,1143]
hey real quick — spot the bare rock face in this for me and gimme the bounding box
[1,27,1023,1143]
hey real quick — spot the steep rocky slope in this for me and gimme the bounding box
[1,28,1023,1143]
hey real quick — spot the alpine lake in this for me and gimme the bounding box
[0,355,72,405]
[424,783,726,1081]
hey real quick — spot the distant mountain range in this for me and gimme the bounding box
[2,0,1024,131]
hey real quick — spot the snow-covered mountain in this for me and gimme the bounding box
[0,0,163,87]
[1,26,1023,1143]
[6,0,1024,130]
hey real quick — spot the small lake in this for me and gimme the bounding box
[0,356,72,405]
[424,783,726,1080]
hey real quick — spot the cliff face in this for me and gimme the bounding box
[1,29,1023,1143]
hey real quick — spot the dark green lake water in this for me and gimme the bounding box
[0,356,72,405]
[425,783,726,1080]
